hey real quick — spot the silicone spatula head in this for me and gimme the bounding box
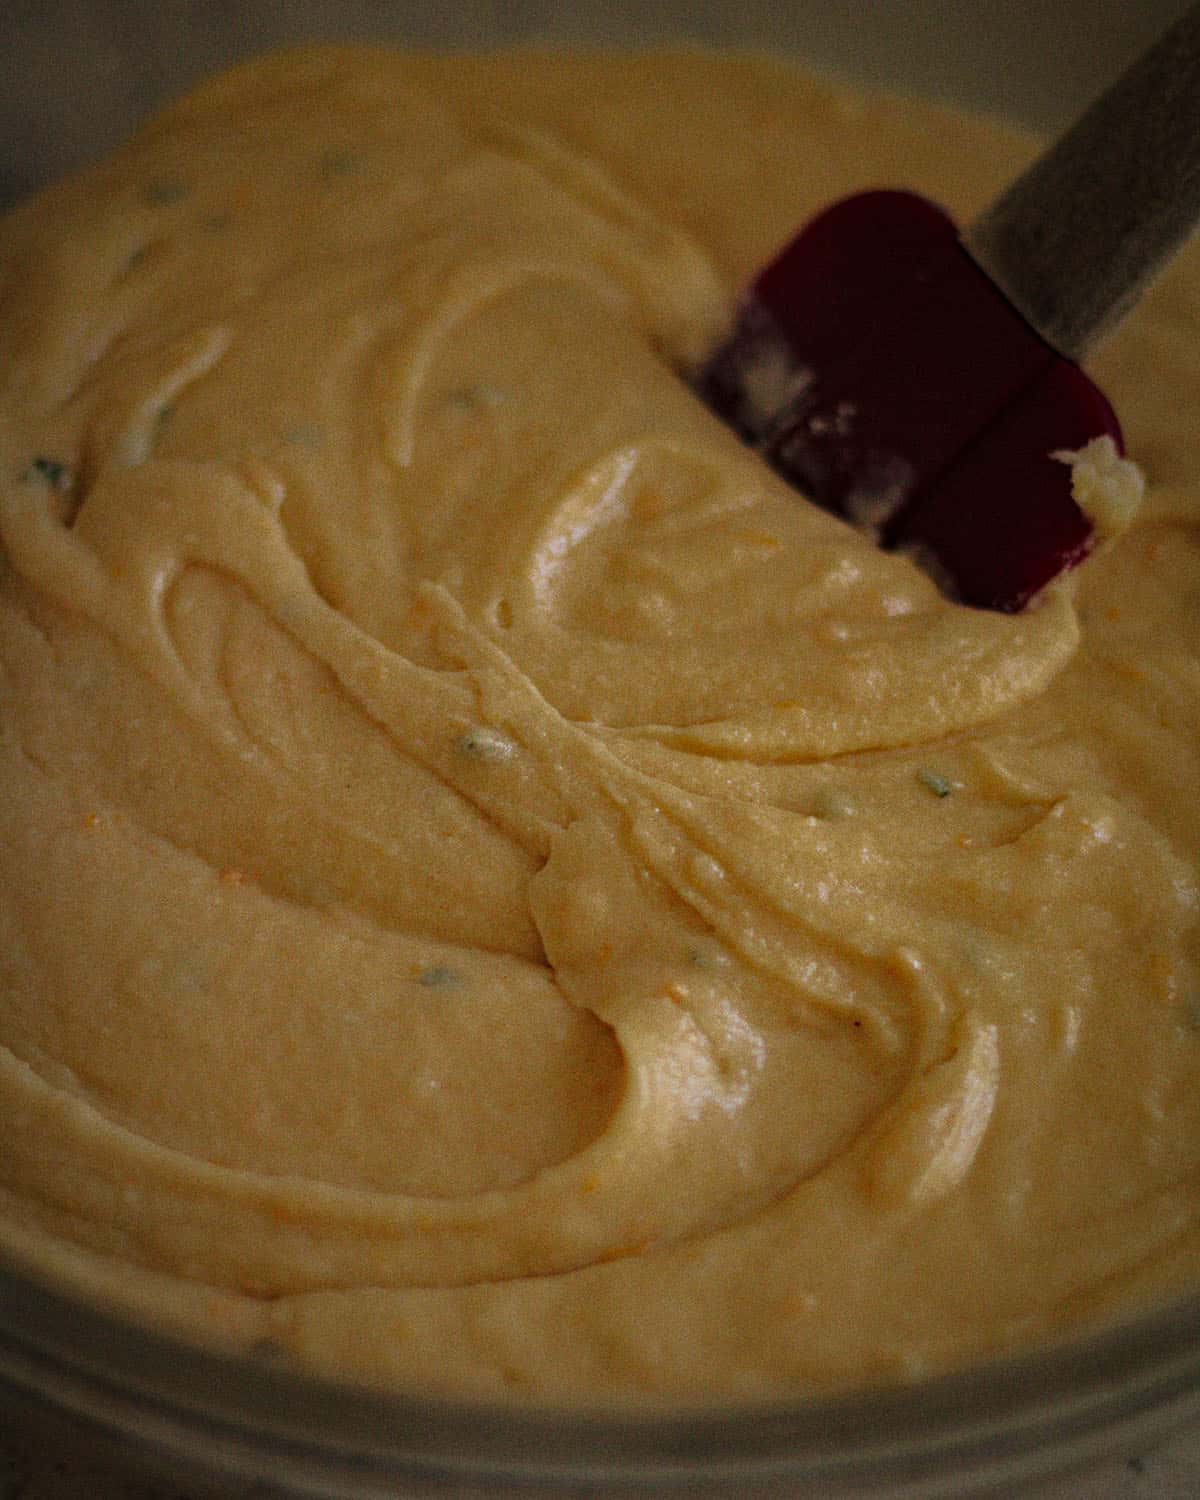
[695,3,1200,611]
[697,191,1121,612]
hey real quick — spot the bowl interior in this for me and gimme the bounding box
[0,0,1193,208]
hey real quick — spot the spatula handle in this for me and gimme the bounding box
[965,2,1200,362]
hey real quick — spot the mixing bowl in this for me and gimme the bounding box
[1,2,1198,1495]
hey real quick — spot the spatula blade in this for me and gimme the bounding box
[696,190,1124,611]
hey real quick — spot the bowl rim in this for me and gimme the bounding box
[2,1257,1199,1497]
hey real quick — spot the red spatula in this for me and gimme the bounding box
[696,3,1200,611]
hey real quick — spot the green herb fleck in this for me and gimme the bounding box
[916,768,953,798]
[144,404,176,455]
[457,727,517,764]
[443,384,506,415]
[812,787,857,820]
[686,943,729,972]
[283,422,323,450]
[417,965,460,990]
[319,148,360,177]
[142,177,189,207]
[1184,990,1200,1032]
[22,456,70,492]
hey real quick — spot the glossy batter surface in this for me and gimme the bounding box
[1,47,1198,1404]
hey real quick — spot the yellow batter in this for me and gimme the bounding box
[1,46,1198,1405]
